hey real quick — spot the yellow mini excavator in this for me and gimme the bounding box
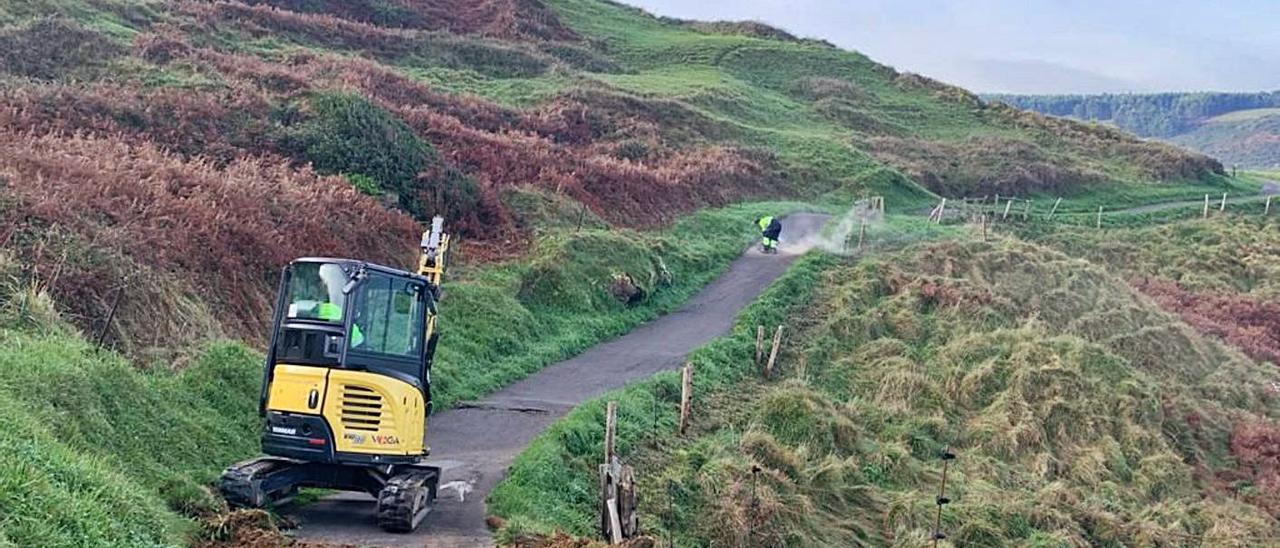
[220,216,450,533]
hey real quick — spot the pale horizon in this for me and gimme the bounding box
[625,0,1280,95]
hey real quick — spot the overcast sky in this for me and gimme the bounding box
[625,0,1280,94]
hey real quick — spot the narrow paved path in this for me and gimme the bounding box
[1118,184,1276,214]
[931,184,1278,220]
[285,213,831,547]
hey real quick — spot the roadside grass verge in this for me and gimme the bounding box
[1029,175,1254,213]
[1012,215,1280,298]
[572,239,1280,546]
[1013,215,1280,368]
[487,252,839,540]
[486,214,964,541]
[0,325,261,547]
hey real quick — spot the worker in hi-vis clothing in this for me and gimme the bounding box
[315,301,364,347]
[756,216,782,254]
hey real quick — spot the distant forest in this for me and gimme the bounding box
[987,91,1280,137]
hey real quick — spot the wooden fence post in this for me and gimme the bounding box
[1048,197,1062,219]
[1022,199,1032,220]
[765,325,784,379]
[936,198,947,224]
[754,325,765,368]
[679,363,693,435]
[604,401,617,464]
[1266,195,1273,217]
[1221,192,1228,212]
[858,218,867,251]
[1002,198,1014,220]
[96,283,126,348]
[1203,194,1210,218]
[981,214,988,242]
[600,402,637,545]
[1096,205,1104,229]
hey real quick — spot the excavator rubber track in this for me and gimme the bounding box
[220,456,295,509]
[376,468,439,533]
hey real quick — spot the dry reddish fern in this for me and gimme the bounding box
[1134,278,1280,366]
[0,129,419,345]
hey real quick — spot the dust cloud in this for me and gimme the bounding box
[779,200,883,256]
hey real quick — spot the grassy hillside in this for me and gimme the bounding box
[494,237,1280,546]
[1170,111,1280,170]
[0,269,263,546]
[991,92,1280,169]
[0,1,1246,545]
[1017,215,1280,368]
[0,0,1223,360]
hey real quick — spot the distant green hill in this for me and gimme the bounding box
[990,92,1280,169]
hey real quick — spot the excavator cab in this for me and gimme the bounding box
[221,217,449,533]
[259,259,435,461]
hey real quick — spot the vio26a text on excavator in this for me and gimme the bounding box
[220,217,450,533]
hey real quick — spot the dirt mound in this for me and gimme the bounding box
[198,510,294,548]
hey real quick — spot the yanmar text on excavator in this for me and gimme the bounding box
[220,217,451,533]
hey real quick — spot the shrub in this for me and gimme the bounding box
[0,83,282,165]
[188,2,554,78]
[292,91,431,198]
[408,165,495,235]
[1230,420,1280,518]
[1134,279,1280,366]
[132,29,193,65]
[612,139,651,162]
[242,0,428,29]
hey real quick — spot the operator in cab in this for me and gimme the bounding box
[286,263,364,347]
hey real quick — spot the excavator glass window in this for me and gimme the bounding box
[350,273,426,359]
[285,262,348,324]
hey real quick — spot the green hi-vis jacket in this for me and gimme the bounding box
[316,302,364,347]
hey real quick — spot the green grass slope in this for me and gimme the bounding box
[540,0,1222,197]
[0,281,262,546]
[494,237,1280,546]
[0,0,1226,359]
[0,0,1247,545]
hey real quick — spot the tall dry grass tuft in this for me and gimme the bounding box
[648,240,1280,545]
